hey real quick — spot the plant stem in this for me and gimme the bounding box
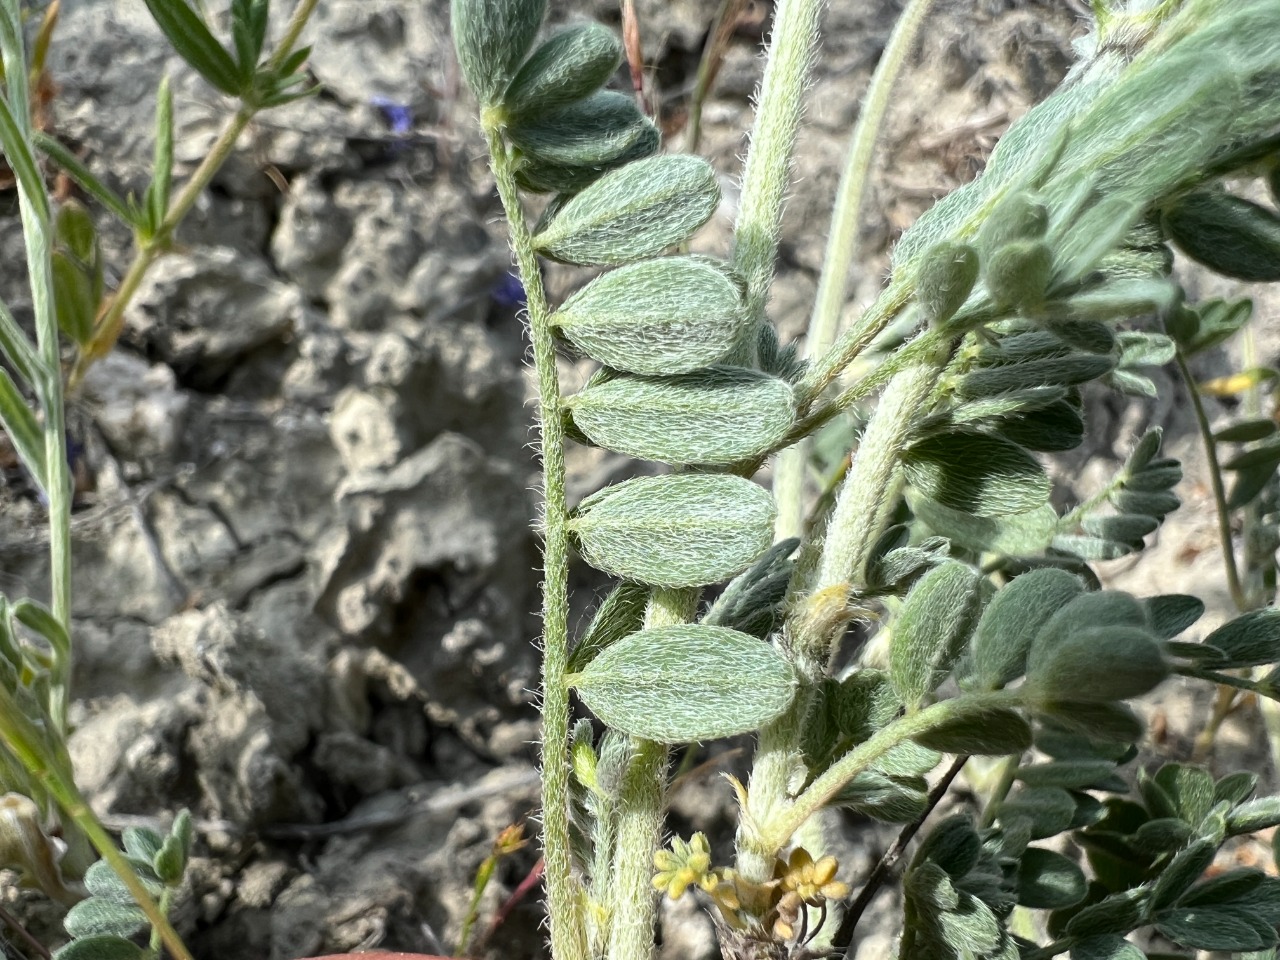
[1174,348,1246,609]
[978,753,1021,828]
[778,2,936,527]
[605,588,694,960]
[832,755,967,955]
[730,0,824,334]
[70,0,320,388]
[0,688,193,960]
[484,127,587,960]
[766,690,1020,852]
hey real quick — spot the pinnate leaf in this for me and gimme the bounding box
[451,0,546,105]
[889,559,985,706]
[571,624,796,742]
[1200,609,1280,668]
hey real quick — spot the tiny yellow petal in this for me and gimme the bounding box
[811,856,839,886]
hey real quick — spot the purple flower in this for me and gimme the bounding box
[369,95,413,136]
[491,271,527,308]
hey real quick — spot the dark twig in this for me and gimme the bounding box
[832,755,969,957]
[0,900,51,960]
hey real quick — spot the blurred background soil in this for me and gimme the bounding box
[0,1,1275,957]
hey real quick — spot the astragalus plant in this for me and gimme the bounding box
[456,0,1280,959]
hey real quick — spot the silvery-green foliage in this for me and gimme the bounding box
[902,430,1051,517]
[551,256,748,374]
[503,23,623,119]
[916,242,980,326]
[510,91,659,193]
[53,812,193,960]
[450,0,546,105]
[567,367,795,466]
[913,706,1032,756]
[570,625,797,742]
[533,155,721,266]
[966,567,1084,691]
[567,580,648,673]
[569,474,776,587]
[888,560,987,708]
[702,538,798,639]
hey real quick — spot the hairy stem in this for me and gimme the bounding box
[731,0,824,335]
[766,691,1021,852]
[485,128,587,960]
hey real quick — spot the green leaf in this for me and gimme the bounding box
[1016,760,1119,790]
[568,580,648,673]
[1177,297,1253,356]
[64,898,149,939]
[570,624,796,743]
[903,430,1050,518]
[567,367,795,466]
[957,354,1115,398]
[1222,440,1280,471]
[84,858,163,902]
[1080,513,1157,547]
[1156,906,1274,951]
[551,256,747,375]
[1145,595,1204,640]
[35,133,136,226]
[1152,838,1217,909]
[997,786,1076,839]
[509,89,656,168]
[917,242,979,326]
[230,0,269,79]
[703,537,797,639]
[909,495,1059,556]
[1200,609,1280,668]
[1026,625,1168,703]
[154,833,185,884]
[1036,701,1144,743]
[146,76,174,233]
[52,936,147,960]
[889,560,985,706]
[915,815,981,878]
[831,771,928,823]
[1164,189,1280,282]
[52,250,95,346]
[967,563,1080,691]
[985,240,1053,309]
[1132,817,1196,855]
[1215,418,1278,443]
[450,0,545,105]
[1227,796,1280,836]
[570,474,775,588]
[1069,935,1145,960]
[1152,763,1214,826]
[914,705,1032,756]
[1017,847,1086,908]
[1002,399,1085,452]
[503,22,622,118]
[1065,889,1148,937]
[1228,460,1277,510]
[142,0,243,96]
[533,154,720,266]
[1213,772,1258,806]
[0,367,47,494]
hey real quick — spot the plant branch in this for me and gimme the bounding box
[484,127,587,960]
[69,0,320,388]
[1174,348,1246,609]
[832,755,967,956]
[764,691,1021,852]
[730,0,824,336]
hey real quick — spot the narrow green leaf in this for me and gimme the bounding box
[533,154,720,266]
[1164,189,1280,282]
[83,858,163,902]
[1081,513,1157,546]
[142,0,243,96]
[985,239,1053,310]
[147,76,174,233]
[996,786,1075,839]
[915,815,981,878]
[1213,772,1258,806]
[1178,297,1253,357]
[568,580,648,673]
[702,537,797,639]
[1145,595,1204,640]
[509,90,655,168]
[567,367,796,466]
[1156,906,1273,951]
[889,560,985,706]
[0,92,50,223]
[1002,399,1085,452]
[552,256,747,375]
[52,250,95,346]
[1152,839,1217,910]
[35,133,136,226]
[1065,889,1148,937]
[1152,763,1214,826]
[1201,609,1280,668]
[64,898,149,939]
[917,242,979,326]
[1221,440,1280,471]
[12,598,69,664]
[52,936,147,960]
[1110,488,1179,518]
[570,474,776,588]
[1035,701,1144,743]
[957,354,1114,398]
[1215,418,1279,443]
[1027,625,1167,704]
[154,833,185,884]
[913,705,1032,756]
[571,624,796,743]
[0,299,42,387]
[1228,461,1278,509]
[1016,760,1119,790]
[230,0,269,79]
[1227,796,1280,836]
[903,430,1050,518]
[503,22,622,118]
[0,367,47,493]
[1017,847,1087,908]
